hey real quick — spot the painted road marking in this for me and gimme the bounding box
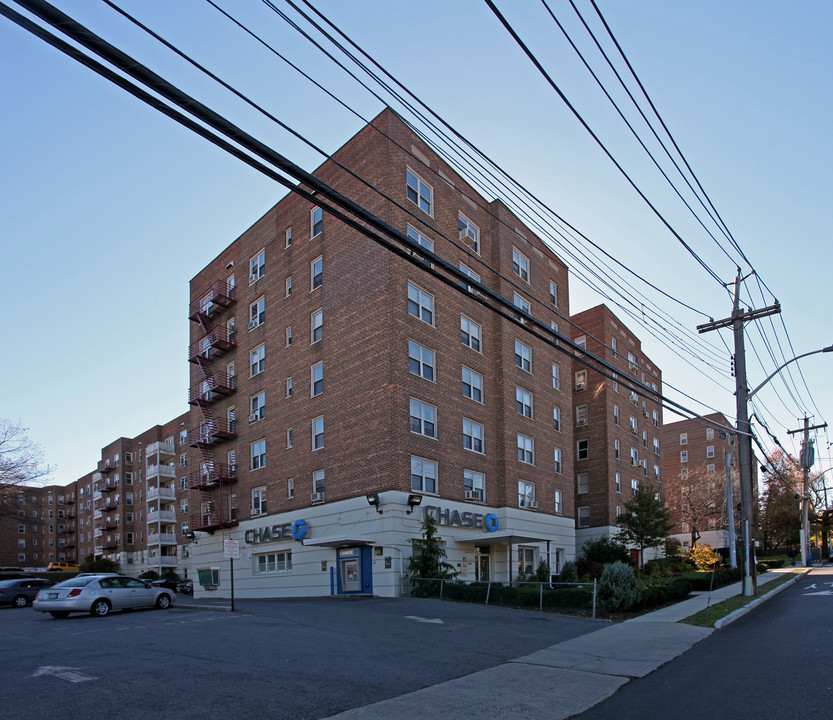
[31,666,98,683]
[405,615,444,624]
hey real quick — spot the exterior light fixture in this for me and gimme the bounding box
[406,494,423,514]
[366,493,382,514]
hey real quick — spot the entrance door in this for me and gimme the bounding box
[340,557,361,592]
[475,546,490,582]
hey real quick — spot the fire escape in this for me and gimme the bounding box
[187,280,238,533]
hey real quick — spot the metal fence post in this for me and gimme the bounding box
[539,582,543,611]
[485,582,491,606]
[593,578,597,619]
[439,579,444,600]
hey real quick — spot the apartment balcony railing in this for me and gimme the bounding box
[188,419,237,448]
[101,501,119,513]
[147,509,177,524]
[147,464,176,481]
[148,533,178,546]
[146,440,175,458]
[188,372,236,407]
[158,556,178,568]
[147,486,177,503]
[188,280,236,323]
[187,327,236,364]
[101,481,118,492]
[189,463,237,490]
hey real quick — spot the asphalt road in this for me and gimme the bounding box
[0,595,604,720]
[571,566,833,720]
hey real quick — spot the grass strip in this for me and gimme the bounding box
[680,570,802,628]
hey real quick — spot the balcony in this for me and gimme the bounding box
[188,419,237,448]
[94,546,104,556]
[188,280,236,323]
[94,510,103,520]
[190,507,238,533]
[147,486,177,503]
[187,327,236,364]
[93,490,102,502]
[59,526,76,535]
[148,533,178,546]
[65,495,76,505]
[147,509,177,524]
[94,529,104,539]
[99,463,114,475]
[101,519,119,531]
[158,556,178,568]
[101,480,119,492]
[189,463,237,490]
[101,501,119,513]
[147,463,176,481]
[146,440,175,458]
[63,539,76,549]
[188,372,236,406]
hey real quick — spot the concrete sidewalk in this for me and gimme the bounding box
[322,568,809,720]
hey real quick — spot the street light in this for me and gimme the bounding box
[748,344,833,399]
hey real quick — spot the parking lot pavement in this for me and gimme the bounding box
[0,597,604,720]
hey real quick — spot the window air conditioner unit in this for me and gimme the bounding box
[631,427,638,435]
[576,418,588,426]
[248,319,258,329]
[576,382,587,391]
[459,227,477,246]
[249,413,259,423]
[464,489,482,501]
[527,500,539,509]
[249,273,258,284]
[310,492,325,504]
[643,410,649,418]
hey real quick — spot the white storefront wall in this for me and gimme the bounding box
[185,492,577,599]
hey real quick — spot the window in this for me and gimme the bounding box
[516,387,533,418]
[680,433,688,446]
[462,367,483,403]
[313,469,325,494]
[577,473,590,494]
[458,213,479,252]
[611,337,617,356]
[311,206,323,237]
[613,405,620,425]
[706,445,715,458]
[126,532,134,545]
[285,326,292,347]
[518,480,535,508]
[286,428,293,449]
[408,341,435,381]
[575,336,587,351]
[514,341,532,372]
[612,373,619,392]
[553,407,561,432]
[460,315,481,352]
[411,456,437,494]
[652,410,659,427]
[631,479,639,497]
[513,293,530,315]
[407,282,434,325]
[680,450,688,463]
[311,363,323,397]
[517,434,534,464]
[459,263,480,292]
[552,364,560,389]
[311,256,323,290]
[251,440,266,471]
[706,427,715,440]
[249,297,265,329]
[462,419,484,453]
[576,404,588,426]
[250,344,265,376]
[630,448,639,466]
[180,499,188,514]
[575,369,587,391]
[615,473,622,493]
[464,470,485,501]
[554,490,563,514]
[614,439,620,460]
[406,168,432,215]
[285,277,292,297]
[249,250,265,282]
[407,225,434,265]
[517,547,535,576]
[410,400,437,438]
[655,465,662,479]
[554,448,562,474]
[577,439,589,460]
[616,506,622,518]
[578,506,590,528]
[256,551,292,574]
[512,247,529,281]
[251,487,266,515]
[285,227,292,247]
[549,281,558,306]
[653,438,660,455]
[286,377,293,398]
[630,416,638,435]
[250,392,265,422]
[312,416,324,450]
[287,478,294,499]
[311,308,323,343]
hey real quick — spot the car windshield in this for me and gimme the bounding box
[53,577,97,589]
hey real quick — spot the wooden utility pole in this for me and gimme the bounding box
[787,417,827,566]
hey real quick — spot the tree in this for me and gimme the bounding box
[582,536,631,565]
[617,486,674,569]
[758,451,802,550]
[0,420,53,519]
[79,554,119,574]
[407,514,456,595]
[677,465,739,548]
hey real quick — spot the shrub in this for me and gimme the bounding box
[762,559,785,569]
[139,570,160,581]
[644,559,671,578]
[575,557,600,580]
[688,543,720,570]
[583,536,631,565]
[665,537,683,557]
[559,561,579,583]
[598,561,638,612]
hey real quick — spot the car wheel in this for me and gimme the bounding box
[90,599,111,617]
[156,594,172,609]
[49,611,70,619]
[12,595,28,608]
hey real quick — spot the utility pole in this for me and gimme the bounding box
[698,269,780,596]
[787,417,826,566]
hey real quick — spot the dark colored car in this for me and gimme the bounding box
[176,579,193,594]
[0,578,56,607]
[150,578,178,592]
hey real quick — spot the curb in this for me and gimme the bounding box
[714,569,811,629]
[174,602,234,612]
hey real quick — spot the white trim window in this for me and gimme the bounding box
[249,297,265,329]
[575,369,587,391]
[249,250,265,283]
[549,281,558,307]
[409,400,437,438]
[518,480,535,508]
[577,472,590,495]
[251,486,266,516]
[514,340,532,372]
[311,362,323,397]
[285,227,292,248]
[512,247,529,282]
[516,387,533,418]
[554,489,563,514]
[458,213,479,253]
[250,391,265,422]
[251,440,266,471]
[577,439,589,460]
[553,406,561,432]
[513,293,530,315]
[517,434,534,464]
[464,470,485,502]
[460,315,481,352]
[311,256,323,290]
[680,433,688,446]
[459,263,480,292]
[313,469,326,495]
[577,506,590,528]
[407,225,434,265]
[311,206,323,237]
[285,277,292,297]
[554,448,562,474]
[312,416,324,450]
[680,450,688,463]
[631,479,639,497]
[406,168,433,215]
[462,419,484,453]
[552,364,560,389]
[256,551,292,573]
[250,344,265,377]
[411,456,437,494]
[462,367,483,403]
[615,473,622,493]
[706,445,715,458]
[285,377,293,398]
[408,341,435,381]
[311,308,323,343]
[407,282,434,325]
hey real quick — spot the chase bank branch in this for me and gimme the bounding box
[187,492,576,599]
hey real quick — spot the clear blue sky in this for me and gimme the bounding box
[1,0,831,487]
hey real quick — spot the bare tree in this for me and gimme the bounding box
[678,465,737,547]
[0,420,53,518]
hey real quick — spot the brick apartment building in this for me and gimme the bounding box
[569,305,664,552]
[662,412,741,550]
[183,109,579,597]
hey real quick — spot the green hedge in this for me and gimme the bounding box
[632,578,692,610]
